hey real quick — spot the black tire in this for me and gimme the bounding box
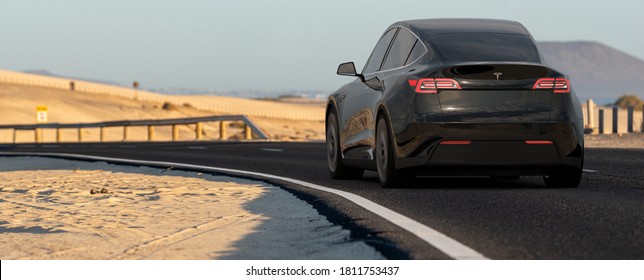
[544,148,584,188]
[326,110,364,179]
[543,167,582,188]
[376,116,415,188]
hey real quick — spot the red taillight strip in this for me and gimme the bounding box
[440,140,472,145]
[553,78,571,93]
[411,78,461,94]
[434,78,461,89]
[416,78,437,94]
[525,140,553,145]
[533,77,570,94]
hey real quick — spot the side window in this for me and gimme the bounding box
[404,39,426,65]
[362,28,397,74]
[381,29,418,70]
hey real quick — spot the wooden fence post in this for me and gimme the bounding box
[627,106,634,133]
[612,107,618,134]
[586,99,595,130]
[245,124,252,140]
[598,109,604,134]
[219,121,226,140]
[196,122,203,140]
[148,125,154,142]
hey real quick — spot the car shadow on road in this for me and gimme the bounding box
[361,170,549,190]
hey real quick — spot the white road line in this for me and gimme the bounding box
[0,151,489,260]
[583,169,599,173]
[260,148,283,152]
[188,146,208,150]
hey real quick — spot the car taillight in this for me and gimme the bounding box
[532,77,570,93]
[409,78,461,94]
[440,140,472,145]
[525,140,553,145]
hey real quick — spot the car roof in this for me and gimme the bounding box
[393,18,531,37]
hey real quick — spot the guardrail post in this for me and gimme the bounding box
[35,129,40,143]
[148,125,154,142]
[78,128,83,142]
[123,126,129,141]
[244,124,252,140]
[100,127,105,142]
[13,129,17,144]
[598,109,604,134]
[219,121,226,140]
[172,124,179,141]
[196,122,203,140]
[627,106,634,133]
[612,107,619,134]
[56,128,61,143]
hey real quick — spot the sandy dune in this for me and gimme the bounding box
[0,157,383,260]
[0,83,324,142]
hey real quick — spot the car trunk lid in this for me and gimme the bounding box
[435,63,560,123]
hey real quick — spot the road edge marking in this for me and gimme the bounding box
[0,152,489,260]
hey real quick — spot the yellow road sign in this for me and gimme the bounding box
[36,106,48,123]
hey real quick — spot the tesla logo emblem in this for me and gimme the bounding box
[494,72,503,81]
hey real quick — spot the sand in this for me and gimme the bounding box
[0,83,325,142]
[0,157,383,260]
[584,133,644,148]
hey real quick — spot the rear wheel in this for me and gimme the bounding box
[326,110,364,179]
[544,148,583,188]
[543,167,582,188]
[376,117,415,188]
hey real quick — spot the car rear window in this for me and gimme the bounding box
[429,33,540,63]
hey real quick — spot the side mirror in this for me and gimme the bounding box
[337,62,358,76]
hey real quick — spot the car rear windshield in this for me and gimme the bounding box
[429,33,540,63]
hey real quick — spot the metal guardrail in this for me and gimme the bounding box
[0,115,269,143]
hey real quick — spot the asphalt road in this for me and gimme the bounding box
[1,142,642,259]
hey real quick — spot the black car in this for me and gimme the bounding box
[326,18,584,188]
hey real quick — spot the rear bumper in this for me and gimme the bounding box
[394,123,583,173]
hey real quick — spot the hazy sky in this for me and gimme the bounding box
[1,0,643,92]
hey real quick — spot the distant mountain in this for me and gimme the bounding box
[23,69,123,87]
[537,41,644,103]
